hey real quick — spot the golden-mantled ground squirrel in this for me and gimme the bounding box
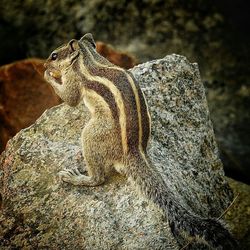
[44,33,238,249]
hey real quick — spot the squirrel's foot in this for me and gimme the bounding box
[59,168,104,186]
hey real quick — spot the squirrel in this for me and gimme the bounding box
[44,33,238,249]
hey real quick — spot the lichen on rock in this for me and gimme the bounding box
[0,55,234,249]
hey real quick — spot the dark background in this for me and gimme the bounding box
[0,0,249,184]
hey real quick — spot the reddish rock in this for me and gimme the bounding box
[0,59,61,153]
[96,41,136,69]
[0,44,137,153]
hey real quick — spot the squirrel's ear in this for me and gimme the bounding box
[68,39,79,52]
[79,33,96,49]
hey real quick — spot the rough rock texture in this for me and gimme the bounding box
[0,55,235,249]
[1,0,249,183]
[225,178,250,250]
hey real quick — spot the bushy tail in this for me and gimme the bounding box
[125,153,238,249]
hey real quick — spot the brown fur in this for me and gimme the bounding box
[44,33,238,249]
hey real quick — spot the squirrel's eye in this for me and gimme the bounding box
[51,52,58,60]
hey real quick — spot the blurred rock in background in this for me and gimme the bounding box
[0,43,135,153]
[0,0,249,183]
[0,59,61,153]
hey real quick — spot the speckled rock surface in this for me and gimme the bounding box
[225,178,250,250]
[0,55,234,249]
[1,0,249,183]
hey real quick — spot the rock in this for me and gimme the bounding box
[96,42,136,69]
[0,55,234,249]
[0,1,248,83]
[225,178,250,250]
[0,45,135,154]
[205,82,250,184]
[0,59,61,153]
[0,0,249,183]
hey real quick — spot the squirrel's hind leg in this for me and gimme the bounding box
[59,165,105,186]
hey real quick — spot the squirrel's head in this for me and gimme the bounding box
[44,33,96,84]
[44,34,97,106]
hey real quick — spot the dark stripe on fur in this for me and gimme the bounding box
[72,62,119,121]
[85,64,140,152]
[127,72,150,151]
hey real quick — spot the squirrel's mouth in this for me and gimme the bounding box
[49,69,61,80]
[46,68,62,85]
